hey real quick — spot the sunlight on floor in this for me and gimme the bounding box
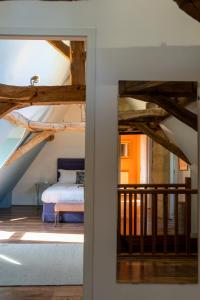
[0,254,22,265]
[10,217,28,222]
[0,231,15,240]
[21,232,84,243]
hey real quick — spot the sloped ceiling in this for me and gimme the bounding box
[118,81,198,166]
[0,39,71,205]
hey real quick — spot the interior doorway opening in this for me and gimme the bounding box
[0,37,87,290]
[117,80,198,284]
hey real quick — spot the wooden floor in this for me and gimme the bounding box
[117,257,198,284]
[0,207,84,298]
[0,206,84,243]
[0,286,83,300]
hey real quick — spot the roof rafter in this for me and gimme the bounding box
[132,122,191,164]
[47,40,70,59]
[119,80,197,98]
[4,111,85,132]
[128,94,197,131]
[6,132,54,166]
[119,80,197,130]
[119,107,167,122]
[174,0,200,23]
[0,103,20,118]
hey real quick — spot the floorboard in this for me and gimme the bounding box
[0,286,83,300]
[0,206,84,243]
[117,257,198,284]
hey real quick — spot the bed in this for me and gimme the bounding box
[41,158,85,223]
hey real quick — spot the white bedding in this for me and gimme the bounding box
[41,183,84,204]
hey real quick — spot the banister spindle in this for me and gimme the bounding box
[174,193,179,254]
[163,193,168,254]
[129,192,133,254]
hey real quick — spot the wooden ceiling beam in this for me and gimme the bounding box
[4,111,85,132]
[119,81,197,98]
[0,84,85,106]
[133,123,191,164]
[70,41,85,85]
[130,94,197,131]
[0,103,21,118]
[119,81,166,93]
[48,41,86,85]
[119,107,167,122]
[174,0,200,23]
[6,132,54,166]
[47,40,70,59]
[153,95,197,131]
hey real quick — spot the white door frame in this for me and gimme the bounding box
[0,27,96,300]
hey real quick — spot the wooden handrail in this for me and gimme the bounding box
[118,189,198,194]
[117,182,198,257]
[118,183,186,188]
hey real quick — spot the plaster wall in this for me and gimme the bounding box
[0,1,200,299]
[12,130,85,205]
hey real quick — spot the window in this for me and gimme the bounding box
[120,142,129,157]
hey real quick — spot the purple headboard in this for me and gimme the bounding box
[57,158,85,181]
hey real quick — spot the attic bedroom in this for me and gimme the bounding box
[0,39,86,245]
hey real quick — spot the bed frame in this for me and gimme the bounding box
[42,158,85,224]
[54,158,85,225]
[57,158,85,181]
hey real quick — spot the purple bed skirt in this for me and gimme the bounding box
[42,203,84,223]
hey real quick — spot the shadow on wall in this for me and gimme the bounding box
[0,141,46,208]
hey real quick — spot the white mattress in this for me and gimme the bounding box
[41,183,84,204]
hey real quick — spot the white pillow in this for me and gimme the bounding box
[58,169,77,184]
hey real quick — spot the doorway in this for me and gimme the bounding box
[117,80,198,284]
[0,30,95,300]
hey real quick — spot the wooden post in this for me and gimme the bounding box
[117,190,122,255]
[129,193,133,255]
[185,177,191,255]
[70,41,85,85]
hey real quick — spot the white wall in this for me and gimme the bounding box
[12,130,85,205]
[1,1,200,300]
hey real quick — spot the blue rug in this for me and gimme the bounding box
[0,243,83,286]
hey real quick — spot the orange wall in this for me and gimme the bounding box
[120,135,141,184]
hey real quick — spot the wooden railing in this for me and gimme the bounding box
[117,178,198,256]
